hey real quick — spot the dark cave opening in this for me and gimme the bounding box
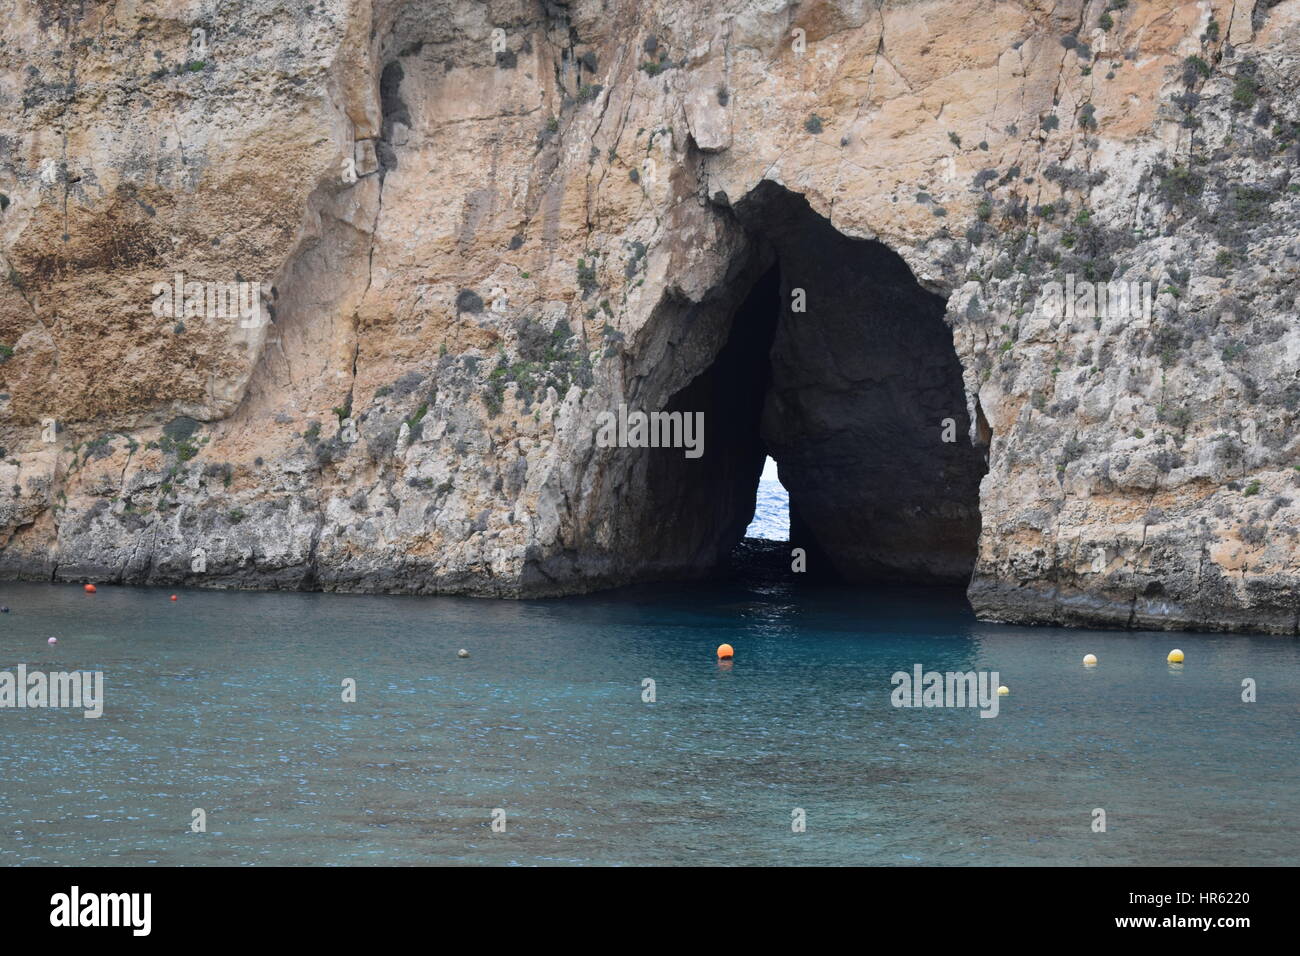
[376,60,409,174]
[641,263,782,574]
[664,182,988,588]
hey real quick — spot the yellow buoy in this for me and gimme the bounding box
[1083,653,1098,666]
[1167,648,1184,663]
[997,685,1009,696]
[716,643,734,660]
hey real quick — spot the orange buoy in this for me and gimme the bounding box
[716,643,734,660]
[83,584,96,593]
[170,594,178,601]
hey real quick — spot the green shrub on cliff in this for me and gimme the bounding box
[576,258,598,296]
[1232,60,1261,110]
[1182,56,1211,87]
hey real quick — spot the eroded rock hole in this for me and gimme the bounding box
[376,60,409,173]
[669,182,988,586]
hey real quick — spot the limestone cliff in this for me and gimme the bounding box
[2,0,1299,634]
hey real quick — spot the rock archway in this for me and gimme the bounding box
[734,182,988,585]
[558,182,989,591]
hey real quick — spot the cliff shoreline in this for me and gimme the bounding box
[3,1,1299,635]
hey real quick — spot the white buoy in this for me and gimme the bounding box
[47,636,57,645]
[997,685,1009,696]
[1083,653,1097,666]
[1167,648,1184,663]
[457,648,470,659]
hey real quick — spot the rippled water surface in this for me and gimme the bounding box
[744,478,790,541]
[1,578,1296,866]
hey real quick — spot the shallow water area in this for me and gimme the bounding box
[0,577,1295,866]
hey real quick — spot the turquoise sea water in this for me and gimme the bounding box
[0,577,1296,866]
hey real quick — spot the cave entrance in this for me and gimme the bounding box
[661,181,988,587]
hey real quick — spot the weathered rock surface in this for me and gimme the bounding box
[2,0,1299,633]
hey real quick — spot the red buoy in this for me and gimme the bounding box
[83,583,96,593]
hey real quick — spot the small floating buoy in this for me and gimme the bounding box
[1083,653,1097,666]
[1167,648,1184,664]
[457,648,469,659]
[83,583,96,593]
[170,594,178,601]
[716,643,734,660]
[47,636,57,645]
[997,685,1009,696]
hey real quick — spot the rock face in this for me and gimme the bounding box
[1,0,1299,634]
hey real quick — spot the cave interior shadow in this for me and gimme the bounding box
[654,182,990,594]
